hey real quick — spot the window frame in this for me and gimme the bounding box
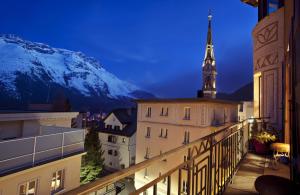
[50,169,65,194]
[183,107,191,120]
[18,178,38,195]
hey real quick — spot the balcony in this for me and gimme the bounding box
[0,128,85,176]
[63,118,291,195]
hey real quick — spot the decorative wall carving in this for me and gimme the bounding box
[254,21,278,51]
[255,52,279,71]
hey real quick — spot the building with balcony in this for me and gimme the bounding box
[134,98,238,194]
[63,0,300,194]
[98,108,136,171]
[0,112,85,195]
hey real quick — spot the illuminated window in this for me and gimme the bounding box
[51,170,64,194]
[19,179,37,195]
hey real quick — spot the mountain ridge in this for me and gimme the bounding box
[0,34,155,112]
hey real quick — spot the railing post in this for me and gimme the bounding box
[187,148,191,195]
[61,132,65,157]
[32,137,37,166]
[207,136,213,195]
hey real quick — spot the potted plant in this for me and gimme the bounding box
[253,131,277,154]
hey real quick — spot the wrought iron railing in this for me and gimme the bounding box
[64,118,268,195]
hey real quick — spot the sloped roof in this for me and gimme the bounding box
[98,108,137,137]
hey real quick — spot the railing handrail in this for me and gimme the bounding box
[63,119,251,195]
[0,141,85,164]
[0,129,84,144]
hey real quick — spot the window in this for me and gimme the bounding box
[19,179,37,195]
[108,135,117,143]
[122,138,126,143]
[239,103,244,112]
[160,107,169,116]
[114,126,120,131]
[144,168,149,178]
[144,147,150,159]
[106,124,112,130]
[160,107,164,116]
[160,128,164,137]
[131,156,136,165]
[109,162,112,166]
[146,127,151,138]
[51,170,64,194]
[184,107,191,120]
[114,150,118,156]
[108,150,113,155]
[120,164,125,169]
[183,131,190,144]
[159,128,168,138]
[146,107,152,117]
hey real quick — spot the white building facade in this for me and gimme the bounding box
[98,109,136,171]
[238,101,254,122]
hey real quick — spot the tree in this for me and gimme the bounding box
[80,126,105,184]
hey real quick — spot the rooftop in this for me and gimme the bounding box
[135,97,239,105]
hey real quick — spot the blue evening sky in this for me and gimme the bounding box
[0,0,257,97]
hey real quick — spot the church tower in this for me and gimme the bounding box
[202,11,217,99]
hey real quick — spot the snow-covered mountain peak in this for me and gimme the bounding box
[0,34,140,99]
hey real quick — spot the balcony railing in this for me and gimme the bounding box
[64,118,267,195]
[0,129,85,176]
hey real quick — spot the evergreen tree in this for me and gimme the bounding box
[80,126,105,184]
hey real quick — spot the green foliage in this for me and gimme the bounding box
[80,127,105,184]
[254,131,277,144]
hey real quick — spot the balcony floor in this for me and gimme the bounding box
[224,153,290,195]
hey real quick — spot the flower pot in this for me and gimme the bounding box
[253,140,269,154]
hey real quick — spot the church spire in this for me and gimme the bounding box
[201,10,217,99]
[203,10,215,67]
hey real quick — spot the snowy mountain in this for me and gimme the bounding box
[0,34,154,111]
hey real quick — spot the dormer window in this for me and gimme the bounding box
[114,125,120,131]
[183,107,191,120]
[146,107,152,117]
